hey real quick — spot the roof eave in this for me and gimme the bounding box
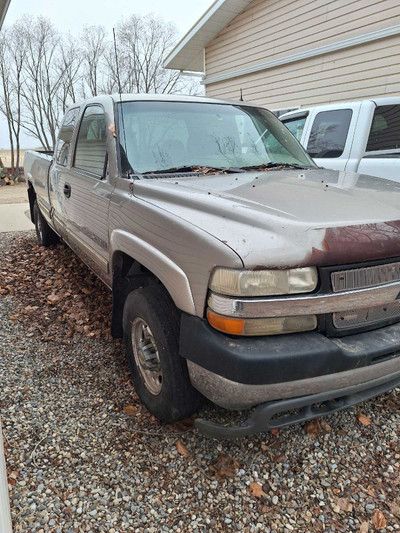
[163,0,252,72]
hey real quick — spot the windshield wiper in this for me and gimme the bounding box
[143,165,245,175]
[240,162,314,170]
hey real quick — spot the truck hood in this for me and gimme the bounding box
[132,168,400,268]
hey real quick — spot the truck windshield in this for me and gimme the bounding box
[117,101,316,174]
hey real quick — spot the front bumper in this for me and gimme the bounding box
[194,371,400,439]
[179,314,400,409]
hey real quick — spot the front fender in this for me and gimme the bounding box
[110,229,196,316]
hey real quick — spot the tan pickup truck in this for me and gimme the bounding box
[25,94,400,438]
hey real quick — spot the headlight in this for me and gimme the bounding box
[207,309,317,336]
[209,267,318,297]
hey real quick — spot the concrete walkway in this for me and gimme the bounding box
[0,203,34,232]
[0,184,33,233]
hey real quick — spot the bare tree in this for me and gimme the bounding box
[20,17,65,149]
[107,15,201,95]
[0,13,202,157]
[56,34,83,113]
[80,26,108,97]
[0,26,25,177]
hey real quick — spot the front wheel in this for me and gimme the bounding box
[33,200,59,247]
[123,284,203,423]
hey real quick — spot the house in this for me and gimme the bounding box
[0,0,10,27]
[164,0,400,114]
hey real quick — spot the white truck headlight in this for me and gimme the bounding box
[209,267,318,297]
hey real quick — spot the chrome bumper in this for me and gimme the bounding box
[207,280,400,318]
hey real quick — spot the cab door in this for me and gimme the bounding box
[63,105,113,286]
[49,107,80,238]
[302,103,362,172]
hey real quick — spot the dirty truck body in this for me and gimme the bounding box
[25,94,400,437]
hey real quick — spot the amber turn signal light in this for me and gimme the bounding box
[207,309,245,335]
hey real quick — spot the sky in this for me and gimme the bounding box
[0,0,213,148]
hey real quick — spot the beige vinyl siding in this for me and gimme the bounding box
[205,32,400,109]
[205,0,400,78]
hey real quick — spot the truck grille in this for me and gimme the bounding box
[331,261,400,293]
[333,301,400,329]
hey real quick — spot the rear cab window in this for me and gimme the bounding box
[307,109,353,158]
[55,108,80,166]
[366,105,400,152]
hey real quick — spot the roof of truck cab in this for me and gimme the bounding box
[71,93,262,109]
[280,96,400,120]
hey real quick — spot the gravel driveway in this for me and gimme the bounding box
[1,231,400,533]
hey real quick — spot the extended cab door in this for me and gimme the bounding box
[301,103,362,172]
[64,105,113,286]
[49,107,80,238]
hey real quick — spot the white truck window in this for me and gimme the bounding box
[74,106,107,177]
[366,105,400,152]
[55,107,79,167]
[283,116,307,141]
[307,109,353,158]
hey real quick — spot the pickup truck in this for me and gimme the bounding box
[280,97,400,182]
[25,94,400,438]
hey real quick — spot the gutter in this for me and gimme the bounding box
[0,0,11,29]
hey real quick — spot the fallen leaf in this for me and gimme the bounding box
[304,419,321,438]
[320,420,332,432]
[337,497,353,512]
[166,418,194,433]
[210,455,240,479]
[357,413,371,426]
[389,501,400,518]
[122,405,137,415]
[249,482,265,498]
[372,509,386,530]
[332,488,341,494]
[359,522,369,533]
[176,440,190,458]
[270,428,279,436]
[47,293,63,305]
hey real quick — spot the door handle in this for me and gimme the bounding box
[63,183,71,198]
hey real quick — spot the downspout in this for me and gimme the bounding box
[0,419,12,533]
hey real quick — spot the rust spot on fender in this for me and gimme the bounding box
[308,220,400,266]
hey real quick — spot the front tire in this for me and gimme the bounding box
[123,284,203,423]
[33,201,59,247]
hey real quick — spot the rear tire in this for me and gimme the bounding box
[123,284,203,423]
[33,200,59,247]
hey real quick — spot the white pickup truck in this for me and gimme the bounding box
[280,98,400,182]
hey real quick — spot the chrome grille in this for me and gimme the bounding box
[333,301,400,329]
[331,261,400,293]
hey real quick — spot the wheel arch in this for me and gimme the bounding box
[110,230,196,338]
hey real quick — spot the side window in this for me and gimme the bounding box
[55,108,79,166]
[307,109,353,158]
[74,106,107,177]
[366,105,400,151]
[283,116,307,141]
